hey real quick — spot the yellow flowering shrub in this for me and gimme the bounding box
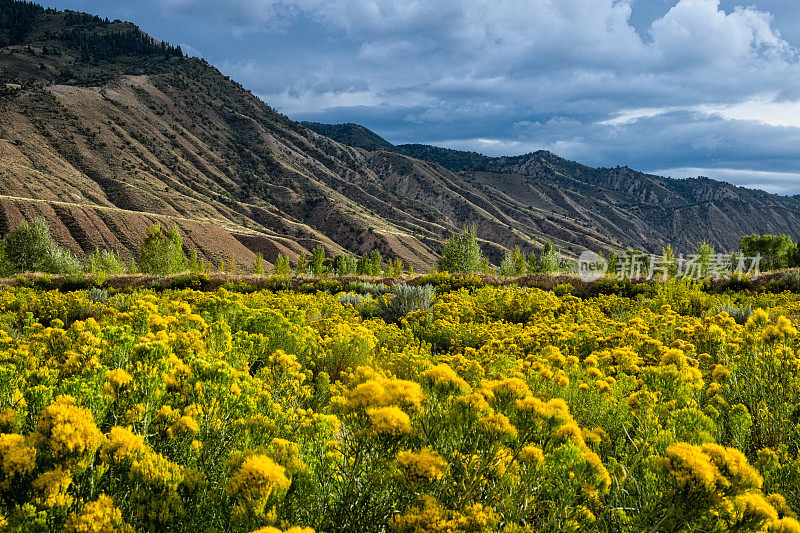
[0,433,36,485]
[367,406,412,436]
[31,396,102,470]
[0,280,799,530]
[228,454,291,513]
[397,448,448,483]
[63,494,132,533]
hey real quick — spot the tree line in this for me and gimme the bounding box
[0,0,41,46]
[0,218,797,279]
[0,219,411,278]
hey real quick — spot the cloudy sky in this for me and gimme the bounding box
[42,0,800,194]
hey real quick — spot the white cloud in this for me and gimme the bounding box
[654,167,800,194]
[699,96,800,127]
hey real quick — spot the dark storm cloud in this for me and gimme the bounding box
[41,0,800,193]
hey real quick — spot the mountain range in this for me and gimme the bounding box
[2,0,800,270]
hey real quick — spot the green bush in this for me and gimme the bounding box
[377,283,435,321]
[346,281,389,295]
[60,274,94,292]
[415,272,485,294]
[86,249,126,275]
[337,292,373,307]
[273,254,292,277]
[334,253,357,276]
[499,245,527,277]
[221,280,258,293]
[253,252,265,275]
[553,283,573,296]
[711,302,753,324]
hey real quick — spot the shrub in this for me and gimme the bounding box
[168,273,211,291]
[86,249,126,275]
[347,281,389,295]
[60,274,94,292]
[87,287,109,303]
[499,246,527,277]
[222,281,258,293]
[712,302,753,324]
[553,283,573,296]
[377,284,435,321]
[337,292,373,307]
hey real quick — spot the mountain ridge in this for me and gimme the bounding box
[1,0,798,271]
[304,122,800,253]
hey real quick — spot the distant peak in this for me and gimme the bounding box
[301,121,394,151]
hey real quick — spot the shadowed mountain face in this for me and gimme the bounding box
[311,127,800,254]
[1,1,798,270]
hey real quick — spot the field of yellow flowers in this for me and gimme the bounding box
[1,278,800,531]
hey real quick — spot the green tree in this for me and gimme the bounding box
[334,254,356,276]
[739,234,794,271]
[499,246,527,277]
[436,224,485,274]
[788,244,800,268]
[188,250,200,273]
[253,252,265,275]
[606,250,618,277]
[1,217,80,274]
[356,255,369,276]
[295,254,308,276]
[311,246,327,277]
[86,249,125,275]
[390,258,404,278]
[696,241,715,277]
[661,245,678,278]
[526,251,538,274]
[368,249,383,276]
[536,241,560,274]
[137,224,188,275]
[273,254,291,277]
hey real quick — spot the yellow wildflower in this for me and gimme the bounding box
[63,494,132,533]
[0,433,36,480]
[228,454,291,512]
[32,396,103,468]
[397,448,448,482]
[32,467,73,508]
[367,406,412,436]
